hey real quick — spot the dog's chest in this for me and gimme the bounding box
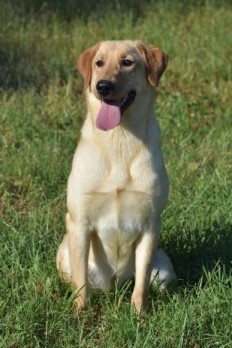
[85,160,155,236]
[88,188,153,267]
[72,144,159,233]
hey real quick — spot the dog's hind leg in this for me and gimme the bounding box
[150,247,177,289]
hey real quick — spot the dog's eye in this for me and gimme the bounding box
[122,59,134,67]
[96,60,104,67]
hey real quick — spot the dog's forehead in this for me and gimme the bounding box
[95,41,140,58]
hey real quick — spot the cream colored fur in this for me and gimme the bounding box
[56,40,177,313]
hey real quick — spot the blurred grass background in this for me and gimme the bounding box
[0,1,231,347]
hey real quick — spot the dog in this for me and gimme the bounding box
[56,40,177,313]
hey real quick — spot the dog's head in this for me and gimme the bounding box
[77,41,168,131]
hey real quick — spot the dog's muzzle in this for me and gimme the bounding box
[95,79,136,131]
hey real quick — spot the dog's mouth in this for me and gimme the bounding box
[120,90,136,113]
[96,90,136,131]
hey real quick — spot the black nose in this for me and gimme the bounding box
[96,80,114,97]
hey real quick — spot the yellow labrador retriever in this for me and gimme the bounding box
[56,40,177,313]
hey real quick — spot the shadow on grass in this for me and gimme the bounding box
[0,41,48,91]
[1,0,230,91]
[0,38,80,91]
[4,0,225,21]
[166,221,232,286]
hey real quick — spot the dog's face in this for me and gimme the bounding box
[77,41,168,131]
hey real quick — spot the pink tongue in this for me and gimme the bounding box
[96,100,121,131]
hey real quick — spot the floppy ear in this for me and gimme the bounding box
[77,42,101,89]
[137,43,168,86]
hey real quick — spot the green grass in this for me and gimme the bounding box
[0,1,232,347]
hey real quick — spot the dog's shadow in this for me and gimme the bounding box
[88,220,232,315]
[164,220,232,287]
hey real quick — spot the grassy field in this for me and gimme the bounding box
[0,0,232,347]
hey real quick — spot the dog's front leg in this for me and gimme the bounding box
[131,229,158,313]
[66,213,90,312]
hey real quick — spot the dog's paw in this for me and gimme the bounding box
[131,290,147,314]
[74,295,87,314]
[159,273,178,290]
[151,269,178,290]
[151,248,178,290]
